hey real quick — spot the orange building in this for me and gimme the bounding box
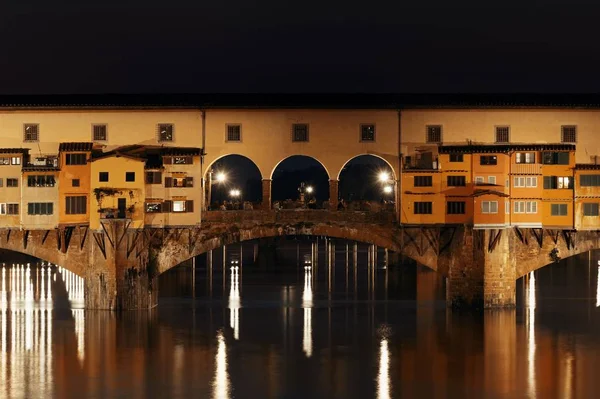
[574,164,600,230]
[58,142,93,226]
[400,158,443,225]
[540,145,576,229]
[508,146,544,228]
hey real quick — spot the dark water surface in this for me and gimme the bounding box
[1,243,600,399]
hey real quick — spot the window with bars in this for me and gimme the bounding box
[158,124,174,142]
[23,124,39,142]
[27,202,53,215]
[414,202,433,214]
[447,175,466,186]
[495,126,510,143]
[583,203,599,216]
[292,124,309,142]
[413,176,433,187]
[66,196,87,215]
[66,153,87,165]
[446,201,465,214]
[360,124,376,141]
[561,125,577,143]
[551,203,568,216]
[92,124,107,141]
[426,125,442,143]
[226,124,242,142]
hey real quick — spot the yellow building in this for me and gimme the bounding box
[574,164,600,230]
[21,154,60,230]
[58,142,93,226]
[0,149,28,227]
[89,152,146,230]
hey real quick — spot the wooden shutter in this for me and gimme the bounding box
[186,200,194,213]
[164,177,172,187]
[163,156,172,165]
[163,200,173,213]
[185,177,194,187]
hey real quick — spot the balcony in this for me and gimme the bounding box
[403,159,440,171]
[23,155,59,171]
[511,163,542,175]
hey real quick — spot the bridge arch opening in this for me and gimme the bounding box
[338,154,396,203]
[271,155,330,204]
[204,154,263,209]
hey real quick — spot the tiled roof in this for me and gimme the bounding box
[0,148,29,154]
[439,144,576,154]
[575,163,600,170]
[59,142,93,152]
[161,147,202,156]
[22,166,60,172]
[90,151,146,162]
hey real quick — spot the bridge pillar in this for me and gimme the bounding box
[329,179,339,209]
[85,220,158,310]
[445,227,516,309]
[261,179,272,210]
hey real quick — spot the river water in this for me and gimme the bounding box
[0,241,599,398]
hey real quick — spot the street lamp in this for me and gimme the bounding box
[207,170,227,210]
[215,172,227,183]
[383,185,393,194]
[378,171,390,184]
[306,186,314,194]
[229,189,241,198]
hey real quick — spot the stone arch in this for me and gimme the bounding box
[269,155,331,180]
[203,153,264,180]
[337,154,397,202]
[269,155,331,202]
[203,154,264,205]
[336,153,397,181]
[0,244,85,277]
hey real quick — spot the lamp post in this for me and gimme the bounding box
[207,170,227,210]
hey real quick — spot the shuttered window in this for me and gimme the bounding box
[447,176,466,186]
[414,202,432,214]
[414,176,432,187]
[27,202,53,215]
[583,203,599,216]
[66,196,87,215]
[146,172,162,184]
[446,201,465,214]
[551,203,568,216]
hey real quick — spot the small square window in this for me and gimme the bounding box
[6,178,18,187]
[449,153,463,162]
[24,124,39,142]
[126,172,135,182]
[158,124,174,142]
[172,200,186,212]
[226,124,241,142]
[99,172,109,182]
[426,125,442,143]
[72,179,80,187]
[292,124,309,142]
[495,126,510,143]
[360,124,376,142]
[561,125,577,143]
[93,124,107,141]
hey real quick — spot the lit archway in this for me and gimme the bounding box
[270,155,330,204]
[205,155,263,209]
[338,155,395,202]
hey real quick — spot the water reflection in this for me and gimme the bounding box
[597,266,600,307]
[213,331,231,399]
[377,336,391,399]
[302,266,313,358]
[526,271,536,399]
[228,266,240,340]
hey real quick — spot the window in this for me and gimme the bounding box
[99,172,109,182]
[125,172,135,182]
[0,178,3,187]
[27,202,53,215]
[6,204,18,215]
[426,125,442,143]
[516,152,535,164]
[6,178,18,187]
[93,124,107,141]
[480,155,498,165]
[11,157,20,165]
[158,124,174,142]
[0,204,5,215]
[526,177,537,187]
[514,201,525,213]
[173,156,192,165]
[447,176,466,186]
[580,175,600,187]
[506,200,510,214]
[414,202,433,214]
[173,200,186,212]
[27,175,56,187]
[146,172,162,184]
[23,124,39,142]
[561,125,577,143]
[70,179,79,188]
[514,177,525,187]
[65,196,87,215]
[526,201,537,214]
[543,176,572,189]
[488,176,496,185]
[542,152,569,165]
[583,203,599,216]
[449,153,464,162]
[505,179,509,188]
[475,176,484,185]
[146,203,162,213]
[0,158,9,165]
[495,126,510,143]
[360,124,375,141]
[292,124,309,142]
[551,203,568,216]
[414,176,433,187]
[226,124,241,142]
[66,153,87,165]
[447,201,465,214]
[482,201,498,214]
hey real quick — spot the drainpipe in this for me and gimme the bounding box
[200,110,206,212]
[397,109,402,225]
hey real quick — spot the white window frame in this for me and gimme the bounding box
[525,177,537,188]
[514,201,525,214]
[0,203,5,215]
[482,201,498,214]
[505,200,510,214]
[172,200,186,213]
[557,176,571,189]
[488,176,496,185]
[475,176,484,185]
[526,201,537,214]
[514,177,525,188]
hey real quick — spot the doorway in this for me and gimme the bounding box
[118,198,127,218]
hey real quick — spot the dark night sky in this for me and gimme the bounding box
[1,1,600,94]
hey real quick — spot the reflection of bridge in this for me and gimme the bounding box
[0,210,599,309]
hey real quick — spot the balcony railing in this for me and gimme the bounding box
[403,159,440,171]
[511,163,542,175]
[23,155,59,170]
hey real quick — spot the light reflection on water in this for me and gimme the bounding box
[0,247,600,398]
